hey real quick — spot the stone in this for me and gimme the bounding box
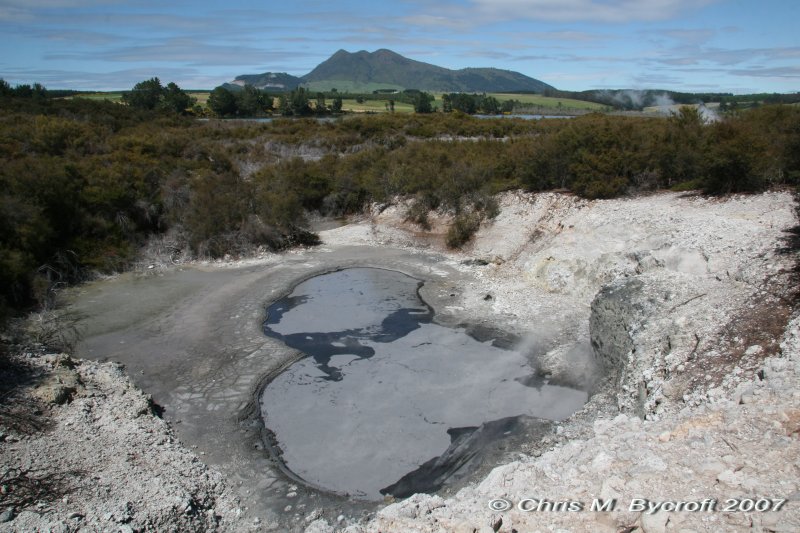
[593,418,615,435]
[0,509,14,523]
[589,278,643,370]
[745,345,763,356]
[305,518,335,533]
[699,460,726,476]
[641,511,669,533]
[31,366,80,405]
[716,469,743,487]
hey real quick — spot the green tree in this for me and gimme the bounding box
[123,77,164,110]
[500,99,517,113]
[413,92,434,113]
[315,92,327,114]
[441,93,452,113]
[450,93,477,114]
[479,95,500,115]
[657,106,704,188]
[702,120,765,194]
[13,84,33,98]
[208,87,238,117]
[31,83,47,100]
[280,88,311,116]
[162,82,194,114]
[331,95,343,113]
[236,84,270,116]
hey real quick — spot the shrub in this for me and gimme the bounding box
[445,212,482,249]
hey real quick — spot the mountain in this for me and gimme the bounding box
[227,49,554,93]
[223,72,303,92]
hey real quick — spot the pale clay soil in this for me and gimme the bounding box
[2,190,798,533]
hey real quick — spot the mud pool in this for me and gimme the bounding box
[260,267,588,500]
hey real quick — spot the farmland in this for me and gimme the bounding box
[484,92,610,111]
[67,90,211,106]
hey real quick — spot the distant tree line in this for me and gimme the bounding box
[122,77,195,114]
[0,80,49,99]
[1,84,798,321]
[282,88,437,114]
[441,93,501,114]
[543,87,800,111]
[207,84,275,117]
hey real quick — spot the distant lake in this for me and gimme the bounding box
[474,114,576,120]
[197,116,339,124]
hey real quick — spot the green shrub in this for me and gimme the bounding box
[445,212,482,249]
[1,93,799,316]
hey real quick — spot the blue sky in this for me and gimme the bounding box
[1,0,798,93]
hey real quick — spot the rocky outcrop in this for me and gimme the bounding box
[589,277,643,372]
[589,272,706,417]
[588,259,791,419]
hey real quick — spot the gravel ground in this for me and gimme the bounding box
[0,353,241,532]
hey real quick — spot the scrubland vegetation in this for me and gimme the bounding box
[1,85,799,321]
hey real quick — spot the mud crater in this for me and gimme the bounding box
[259,267,588,500]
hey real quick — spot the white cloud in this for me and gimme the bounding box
[653,46,800,67]
[729,66,800,79]
[441,0,720,24]
[518,30,613,42]
[46,38,317,68]
[630,72,686,86]
[654,28,716,46]
[0,6,28,20]
[0,0,117,7]
[400,14,472,29]
[0,65,204,90]
[401,0,721,31]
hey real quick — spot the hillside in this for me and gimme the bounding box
[224,72,303,92]
[228,48,554,93]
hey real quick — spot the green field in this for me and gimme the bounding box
[188,91,211,106]
[71,91,124,102]
[69,91,211,107]
[337,92,607,113]
[64,90,604,114]
[484,93,608,111]
[339,98,415,114]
